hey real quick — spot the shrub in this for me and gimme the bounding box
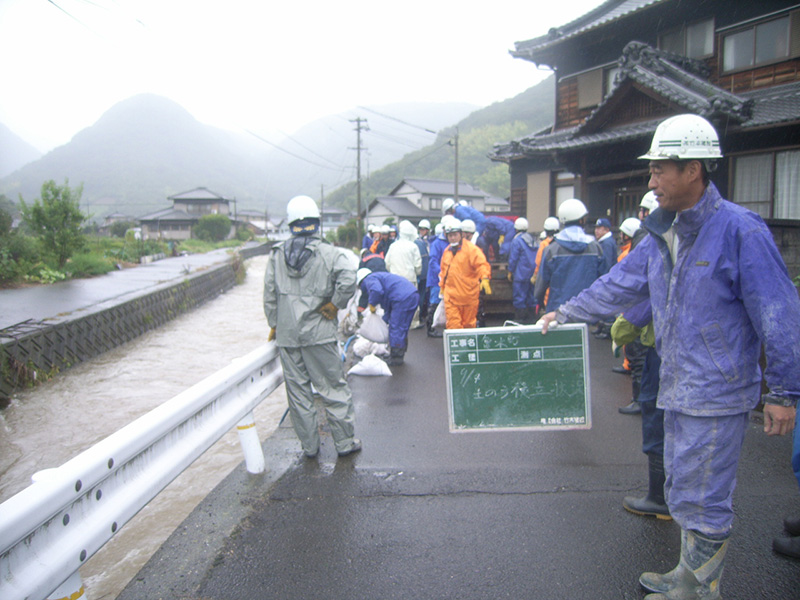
[65,252,116,278]
[193,214,231,242]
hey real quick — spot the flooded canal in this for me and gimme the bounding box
[0,255,287,599]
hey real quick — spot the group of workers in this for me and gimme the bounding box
[262,112,800,600]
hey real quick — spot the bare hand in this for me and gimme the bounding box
[536,311,558,334]
[763,404,796,436]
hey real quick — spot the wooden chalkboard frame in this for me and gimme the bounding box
[444,323,591,432]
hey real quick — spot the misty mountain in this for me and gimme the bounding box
[0,123,41,179]
[0,95,477,220]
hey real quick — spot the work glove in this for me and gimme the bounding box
[480,278,492,295]
[369,304,377,313]
[507,272,513,282]
[357,306,365,313]
[530,274,537,285]
[319,301,338,320]
[268,327,276,342]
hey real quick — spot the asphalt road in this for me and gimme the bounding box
[118,324,799,600]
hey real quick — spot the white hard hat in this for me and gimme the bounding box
[639,114,722,161]
[442,198,455,214]
[543,216,560,232]
[619,217,642,238]
[418,219,431,230]
[514,217,528,231]
[356,268,371,286]
[458,200,469,206]
[444,218,462,233]
[434,222,445,235]
[380,224,391,234]
[640,190,658,212]
[367,223,375,233]
[557,199,588,224]
[286,195,320,224]
[539,231,547,240]
[460,219,476,233]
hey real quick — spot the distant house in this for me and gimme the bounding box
[138,187,234,241]
[98,212,136,236]
[364,178,509,228]
[490,0,800,272]
[319,205,353,232]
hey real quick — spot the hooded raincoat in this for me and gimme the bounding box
[439,239,491,329]
[555,183,800,535]
[507,231,538,309]
[359,271,420,349]
[534,226,607,311]
[385,220,422,283]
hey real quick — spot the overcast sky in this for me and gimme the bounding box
[0,0,604,153]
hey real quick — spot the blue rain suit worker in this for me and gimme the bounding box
[263,195,361,459]
[358,250,387,274]
[478,216,517,260]
[533,198,607,312]
[414,219,431,321]
[442,197,486,234]
[507,217,537,323]
[425,220,450,337]
[538,114,800,600]
[357,269,419,366]
[594,217,618,271]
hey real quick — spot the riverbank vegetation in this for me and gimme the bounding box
[1,180,252,288]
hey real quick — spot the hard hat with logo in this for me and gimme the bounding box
[543,216,560,232]
[557,199,588,224]
[356,268,371,286]
[444,218,462,233]
[442,198,456,214]
[639,114,722,161]
[418,219,431,230]
[619,217,642,238]
[286,195,320,225]
[514,217,529,231]
[460,219,476,233]
[640,190,658,212]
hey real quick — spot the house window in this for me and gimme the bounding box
[430,198,442,211]
[659,18,714,58]
[722,16,791,72]
[733,150,800,219]
[577,68,604,109]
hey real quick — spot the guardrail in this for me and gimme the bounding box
[0,343,285,600]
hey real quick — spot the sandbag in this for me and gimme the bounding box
[432,300,447,328]
[347,353,392,377]
[352,336,389,358]
[358,310,389,344]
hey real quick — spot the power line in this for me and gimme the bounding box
[357,106,438,135]
[245,129,345,172]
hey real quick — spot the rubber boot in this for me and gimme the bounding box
[619,379,642,414]
[385,346,405,366]
[623,453,671,520]
[427,306,442,338]
[640,529,728,599]
[514,308,526,324]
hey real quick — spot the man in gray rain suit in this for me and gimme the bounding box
[263,195,361,458]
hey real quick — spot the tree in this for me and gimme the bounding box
[193,213,231,242]
[19,180,86,269]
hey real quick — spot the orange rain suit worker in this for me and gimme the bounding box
[439,238,491,329]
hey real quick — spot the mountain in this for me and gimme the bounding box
[0,95,478,221]
[0,123,41,179]
[324,75,556,212]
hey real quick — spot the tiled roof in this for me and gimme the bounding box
[168,187,230,201]
[512,0,666,59]
[137,208,196,222]
[370,196,436,219]
[392,178,488,199]
[739,81,800,127]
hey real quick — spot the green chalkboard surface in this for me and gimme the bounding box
[444,323,591,432]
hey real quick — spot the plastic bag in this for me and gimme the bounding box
[358,310,389,344]
[347,353,392,377]
[432,300,447,328]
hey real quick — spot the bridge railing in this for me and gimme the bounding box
[0,343,284,600]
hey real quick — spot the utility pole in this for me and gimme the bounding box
[320,183,324,237]
[350,117,369,241]
[450,127,460,204]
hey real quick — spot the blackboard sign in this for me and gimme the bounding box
[444,323,591,432]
